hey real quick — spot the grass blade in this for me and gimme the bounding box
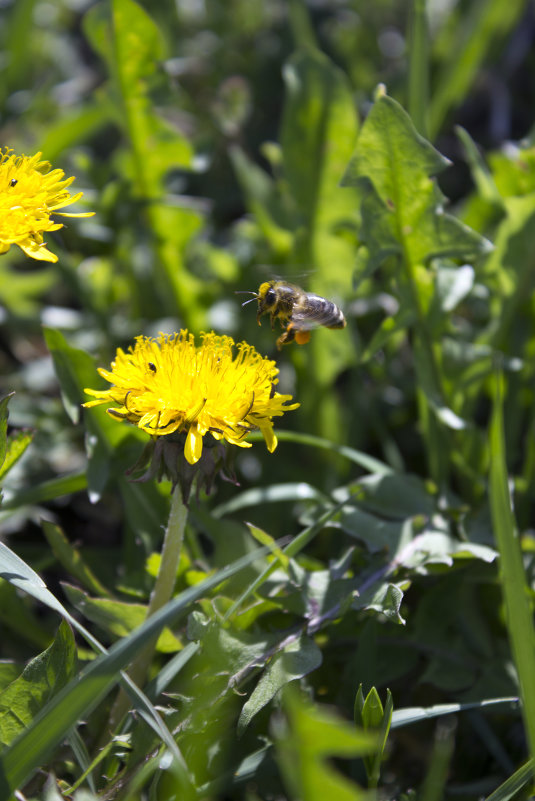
[489,369,535,764]
[247,430,393,475]
[391,697,519,728]
[485,759,533,801]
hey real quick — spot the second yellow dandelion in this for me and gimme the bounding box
[0,147,92,263]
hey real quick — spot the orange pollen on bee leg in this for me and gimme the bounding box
[295,330,311,345]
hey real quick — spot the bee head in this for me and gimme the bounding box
[257,281,278,320]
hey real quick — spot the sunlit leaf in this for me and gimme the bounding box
[63,584,181,652]
[275,689,376,801]
[238,636,322,734]
[0,621,76,747]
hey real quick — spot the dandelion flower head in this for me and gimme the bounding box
[84,331,299,466]
[0,147,93,262]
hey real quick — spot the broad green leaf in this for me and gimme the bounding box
[110,0,192,184]
[281,49,359,252]
[0,429,34,483]
[480,194,535,350]
[456,126,502,207]
[0,472,87,512]
[229,147,293,256]
[83,0,205,324]
[63,584,181,653]
[358,582,406,625]
[336,504,411,554]
[433,263,475,314]
[342,93,490,270]
[43,327,99,425]
[38,104,108,162]
[0,261,55,317]
[275,689,376,801]
[490,142,535,198]
[343,92,448,199]
[41,521,110,598]
[280,559,356,619]
[0,666,21,694]
[238,636,322,735]
[342,471,435,519]
[0,621,76,747]
[281,48,359,386]
[397,530,496,569]
[186,610,272,674]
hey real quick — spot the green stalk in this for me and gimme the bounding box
[107,485,188,732]
[489,369,535,766]
[407,0,429,137]
[402,255,450,489]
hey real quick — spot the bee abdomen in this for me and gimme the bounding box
[312,298,346,329]
[325,303,346,329]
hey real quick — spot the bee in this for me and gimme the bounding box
[239,280,346,349]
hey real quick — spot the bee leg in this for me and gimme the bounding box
[277,325,297,349]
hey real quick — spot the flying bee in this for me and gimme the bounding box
[238,280,346,349]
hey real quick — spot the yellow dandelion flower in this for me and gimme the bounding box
[0,147,93,262]
[84,331,299,466]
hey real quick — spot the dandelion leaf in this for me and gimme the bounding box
[0,430,34,485]
[238,636,322,735]
[0,621,76,747]
[342,92,490,272]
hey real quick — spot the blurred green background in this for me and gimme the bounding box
[3,0,535,798]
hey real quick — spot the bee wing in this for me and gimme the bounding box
[290,295,342,330]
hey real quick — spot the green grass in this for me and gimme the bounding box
[1,1,535,799]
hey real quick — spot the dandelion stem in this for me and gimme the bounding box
[107,485,188,733]
[147,483,188,619]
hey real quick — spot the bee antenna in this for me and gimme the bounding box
[241,297,258,308]
[234,290,257,296]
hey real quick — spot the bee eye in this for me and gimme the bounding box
[266,288,276,304]
[9,178,17,187]
[148,362,157,373]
